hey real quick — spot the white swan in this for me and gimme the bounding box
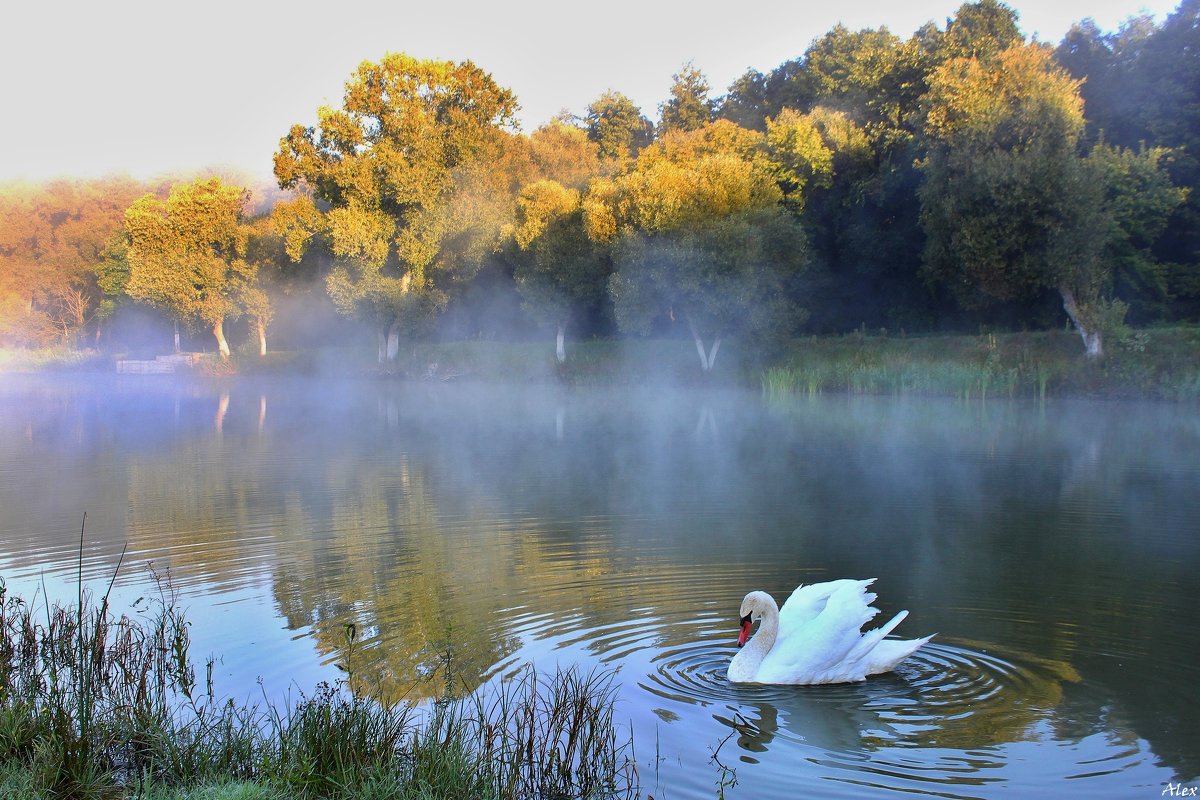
[728,579,932,685]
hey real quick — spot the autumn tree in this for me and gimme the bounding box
[0,178,147,348]
[585,120,809,370]
[509,180,609,362]
[273,54,518,361]
[528,120,601,188]
[920,45,1120,358]
[124,177,261,358]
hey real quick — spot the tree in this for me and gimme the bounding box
[764,109,835,208]
[938,0,1023,62]
[1088,142,1189,321]
[124,177,259,358]
[273,54,518,361]
[0,177,148,348]
[920,45,1115,358]
[803,25,907,129]
[584,121,809,370]
[1056,2,1200,320]
[585,91,654,172]
[658,63,714,134]
[509,180,610,362]
[528,120,601,188]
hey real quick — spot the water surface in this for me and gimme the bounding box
[1,374,1197,797]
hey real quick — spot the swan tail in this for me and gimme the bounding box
[865,633,935,676]
[843,609,908,666]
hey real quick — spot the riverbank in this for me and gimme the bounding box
[4,325,1199,399]
[0,567,635,800]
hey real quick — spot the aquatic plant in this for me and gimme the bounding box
[0,522,637,800]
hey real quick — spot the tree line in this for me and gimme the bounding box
[1,0,1195,367]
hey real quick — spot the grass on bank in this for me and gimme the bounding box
[0,534,636,800]
[762,327,1200,401]
[5,324,1200,399]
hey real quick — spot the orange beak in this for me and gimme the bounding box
[736,613,753,648]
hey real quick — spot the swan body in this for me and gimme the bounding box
[728,579,932,685]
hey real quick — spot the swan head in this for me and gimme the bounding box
[736,591,774,647]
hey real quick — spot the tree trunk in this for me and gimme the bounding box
[688,319,722,371]
[555,320,567,363]
[255,318,267,357]
[1059,285,1103,360]
[174,320,181,354]
[386,320,400,361]
[376,325,388,363]
[212,319,230,358]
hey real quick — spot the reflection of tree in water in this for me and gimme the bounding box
[267,459,530,703]
[6,379,1198,779]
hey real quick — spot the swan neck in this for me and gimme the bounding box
[739,598,779,671]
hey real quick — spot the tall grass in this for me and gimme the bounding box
[0,525,636,800]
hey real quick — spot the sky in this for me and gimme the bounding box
[0,0,1180,184]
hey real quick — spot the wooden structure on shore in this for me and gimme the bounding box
[116,353,212,374]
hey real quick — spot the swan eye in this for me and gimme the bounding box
[740,612,752,625]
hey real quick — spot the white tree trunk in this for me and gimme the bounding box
[255,318,267,357]
[212,319,230,358]
[376,325,388,363]
[386,321,400,361]
[174,320,181,354]
[1059,286,1104,360]
[556,321,566,363]
[688,319,721,371]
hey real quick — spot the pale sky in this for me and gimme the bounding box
[0,0,1179,183]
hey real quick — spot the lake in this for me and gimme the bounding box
[1,374,1197,798]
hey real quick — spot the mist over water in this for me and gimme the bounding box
[1,374,1198,796]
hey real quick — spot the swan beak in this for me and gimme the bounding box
[736,613,753,648]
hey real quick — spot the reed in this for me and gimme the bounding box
[0,524,637,799]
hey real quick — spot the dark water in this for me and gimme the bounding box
[1,374,1198,798]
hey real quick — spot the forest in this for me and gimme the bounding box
[0,0,1196,370]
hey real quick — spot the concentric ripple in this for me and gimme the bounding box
[482,603,1163,797]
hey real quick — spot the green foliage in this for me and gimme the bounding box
[124,177,262,357]
[510,180,610,338]
[609,205,807,347]
[939,0,1023,62]
[585,91,654,171]
[658,62,715,134]
[274,54,520,355]
[1087,142,1190,319]
[3,2,1199,361]
[919,45,1115,355]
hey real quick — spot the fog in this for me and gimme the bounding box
[1,374,1198,793]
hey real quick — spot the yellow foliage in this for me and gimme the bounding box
[513,180,581,250]
[583,121,781,239]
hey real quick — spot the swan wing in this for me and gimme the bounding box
[777,579,875,639]
[758,582,880,683]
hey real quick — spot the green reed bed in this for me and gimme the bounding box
[763,360,1023,401]
[764,327,1200,401]
[0,542,636,799]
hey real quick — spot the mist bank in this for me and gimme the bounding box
[4,326,1199,400]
